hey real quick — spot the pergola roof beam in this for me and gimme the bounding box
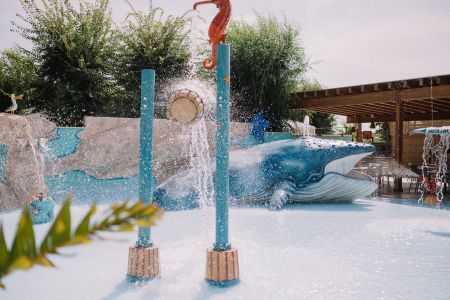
[347,111,450,123]
[413,99,450,112]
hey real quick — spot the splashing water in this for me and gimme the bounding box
[164,8,216,210]
[25,132,46,193]
[304,115,310,138]
[188,9,200,79]
[189,119,214,208]
[418,133,450,207]
[187,9,215,240]
[39,138,55,161]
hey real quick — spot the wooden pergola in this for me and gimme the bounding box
[291,74,450,192]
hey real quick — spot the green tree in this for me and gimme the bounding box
[14,0,118,126]
[288,80,336,134]
[115,6,191,117]
[227,14,309,131]
[375,122,390,143]
[0,47,37,113]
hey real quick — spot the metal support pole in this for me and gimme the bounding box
[127,69,160,282]
[214,44,231,251]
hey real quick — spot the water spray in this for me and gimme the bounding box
[410,127,450,208]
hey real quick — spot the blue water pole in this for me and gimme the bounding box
[214,44,231,251]
[137,69,155,248]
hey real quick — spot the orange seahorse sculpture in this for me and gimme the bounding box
[193,0,231,71]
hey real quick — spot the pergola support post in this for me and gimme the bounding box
[356,121,363,142]
[393,81,407,192]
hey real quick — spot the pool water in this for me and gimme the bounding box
[1,199,450,299]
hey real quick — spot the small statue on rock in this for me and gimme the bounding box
[5,94,23,114]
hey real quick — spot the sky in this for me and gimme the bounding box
[0,0,450,89]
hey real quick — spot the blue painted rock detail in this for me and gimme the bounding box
[30,198,55,224]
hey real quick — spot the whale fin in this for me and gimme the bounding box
[269,181,296,210]
[290,173,378,202]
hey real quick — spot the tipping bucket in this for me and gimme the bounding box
[166,89,207,125]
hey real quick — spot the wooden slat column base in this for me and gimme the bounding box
[206,247,239,287]
[127,245,160,281]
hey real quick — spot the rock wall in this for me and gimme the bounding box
[0,114,250,210]
[46,117,250,183]
[0,113,56,211]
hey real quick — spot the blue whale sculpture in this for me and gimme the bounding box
[154,138,378,210]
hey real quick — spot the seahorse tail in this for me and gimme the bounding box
[203,58,216,71]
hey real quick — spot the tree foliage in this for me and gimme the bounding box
[288,79,336,134]
[0,196,162,289]
[7,2,323,130]
[375,122,390,143]
[14,0,117,126]
[0,47,37,112]
[115,6,191,117]
[227,14,309,131]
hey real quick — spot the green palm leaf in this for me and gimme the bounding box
[40,197,72,254]
[0,225,9,274]
[0,195,162,289]
[9,205,37,268]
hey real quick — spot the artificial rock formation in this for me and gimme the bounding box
[0,113,56,211]
[46,117,249,183]
[0,113,248,210]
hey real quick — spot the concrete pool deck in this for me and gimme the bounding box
[1,199,450,299]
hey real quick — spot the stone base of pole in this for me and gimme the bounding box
[205,247,239,287]
[127,245,160,283]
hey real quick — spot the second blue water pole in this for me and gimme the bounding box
[214,44,231,251]
[137,69,155,248]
